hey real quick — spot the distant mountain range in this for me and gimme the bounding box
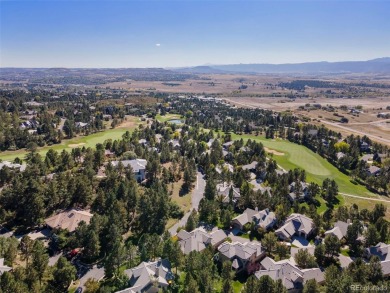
[175,58,390,74]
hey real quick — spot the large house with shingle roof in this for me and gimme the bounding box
[242,161,258,172]
[324,220,349,240]
[275,213,314,240]
[217,241,265,273]
[287,181,309,202]
[256,257,324,292]
[116,259,174,293]
[231,208,276,231]
[364,242,390,261]
[44,209,93,233]
[176,228,227,255]
[111,159,147,182]
[364,243,390,277]
[216,183,240,205]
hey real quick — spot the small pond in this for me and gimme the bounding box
[168,119,183,124]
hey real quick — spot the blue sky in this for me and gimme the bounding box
[1,0,389,68]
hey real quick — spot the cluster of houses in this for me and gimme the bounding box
[3,193,386,293]
[19,119,39,130]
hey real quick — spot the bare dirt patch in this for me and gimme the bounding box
[264,147,284,156]
[117,115,139,129]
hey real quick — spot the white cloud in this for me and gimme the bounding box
[155,43,161,47]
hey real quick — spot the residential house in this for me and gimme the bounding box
[44,209,93,233]
[360,141,370,152]
[0,258,12,275]
[0,161,27,172]
[20,120,39,129]
[361,154,374,163]
[231,208,276,231]
[215,163,234,174]
[177,228,227,255]
[287,182,308,202]
[256,257,324,292]
[275,213,314,240]
[367,165,381,176]
[222,150,232,159]
[364,243,390,277]
[218,241,265,273]
[307,129,318,137]
[111,159,147,182]
[117,259,174,293]
[168,139,180,149]
[242,161,258,172]
[222,141,234,150]
[290,247,315,259]
[249,180,272,196]
[104,149,115,158]
[138,139,148,146]
[216,183,240,204]
[155,134,162,143]
[206,138,215,148]
[336,152,345,160]
[324,220,349,240]
[75,122,88,128]
[364,242,390,261]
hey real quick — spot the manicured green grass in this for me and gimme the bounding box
[214,279,243,293]
[156,113,182,123]
[232,280,244,293]
[230,134,376,199]
[0,125,138,162]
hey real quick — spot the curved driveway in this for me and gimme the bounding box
[168,171,205,235]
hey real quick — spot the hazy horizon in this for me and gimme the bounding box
[1,1,389,68]
[0,56,389,70]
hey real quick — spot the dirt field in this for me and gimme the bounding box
[223,96,390,145]
[104,73,390,145]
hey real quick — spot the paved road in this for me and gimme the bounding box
[320,119,390,145]
[192,171,206,210]
[57,118,66,131]
[347,118,390,125]
[78,264,105,290]
[340,192,390,203]
[168,171,206,235]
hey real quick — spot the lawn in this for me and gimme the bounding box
[230,133,376,199]
[156,113,182,123]
[169,179,192,214]
[0,117,141,162]
[214,279,244,293]
[230,133,390,218]
[165,179,192,230]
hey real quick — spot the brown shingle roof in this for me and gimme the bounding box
[45,209,93,232]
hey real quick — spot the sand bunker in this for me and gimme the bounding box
[68,143,86,148]
[264,147,284,156]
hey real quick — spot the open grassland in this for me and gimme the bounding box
[0,116,142,162]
